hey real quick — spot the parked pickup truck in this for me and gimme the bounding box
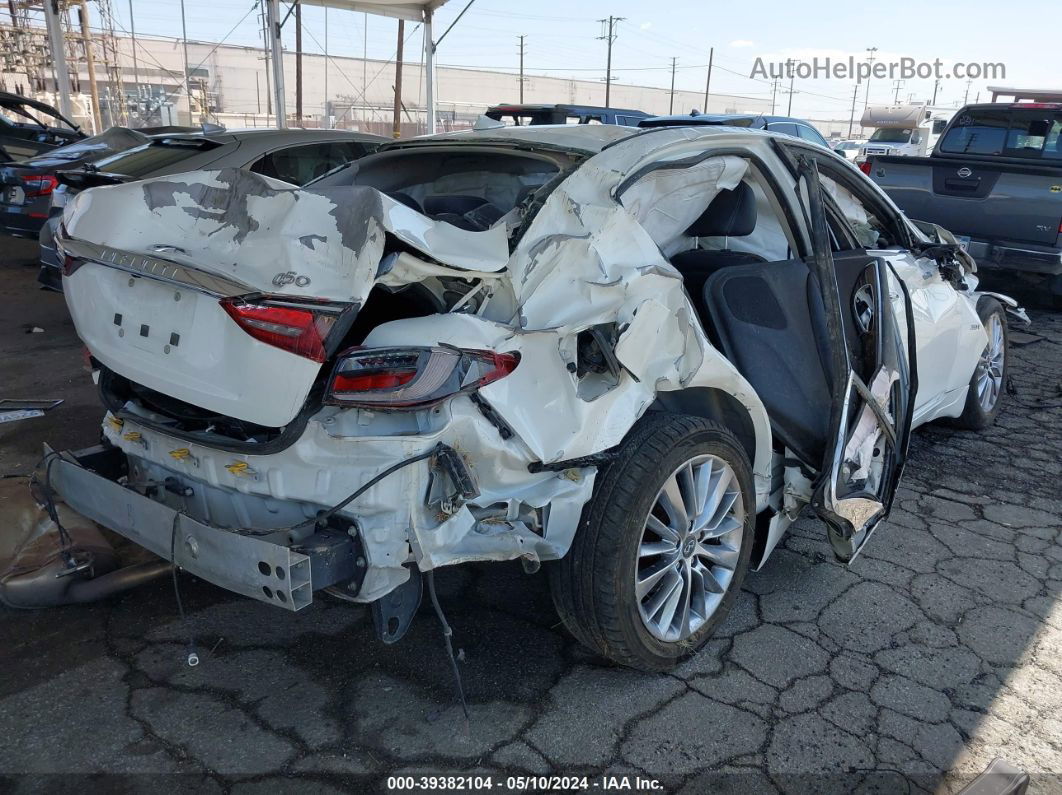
[867,102,1062,295]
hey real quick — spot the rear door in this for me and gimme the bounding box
[798,156,915,560]
[784,147,916,560]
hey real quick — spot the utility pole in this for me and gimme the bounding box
[77,0,101,131]
[597,16,623,108]
[260,1,272,117]
[931,77,940,105]
[295,0,302,124]
[179,0,193,123]
[847,83,858,137]
[785,58,795,115]
[323,6,328,126]
[864,46,878,108]
[264,0,285,127]
[128,0,140,107]
[42,0,73,119]
[668,57,677,114]
[392,19,404,137]
[963,79,973,104]
[517,34,526,104]
[892,79,903,103]
[703,46,713,112]
[770,79,778,114]
[363,12,367,116]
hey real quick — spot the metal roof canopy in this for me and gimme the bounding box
[268,0,452,131]
[988,86,1062,103]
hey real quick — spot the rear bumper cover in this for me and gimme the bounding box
[965,239,1062,274]
[1,204,48,237]
[44,445,360,611]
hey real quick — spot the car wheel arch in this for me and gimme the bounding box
[645,385,772,515]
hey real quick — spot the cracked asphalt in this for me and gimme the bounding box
[2,240,1061,793]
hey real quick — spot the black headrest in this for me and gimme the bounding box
[686,181,757,237]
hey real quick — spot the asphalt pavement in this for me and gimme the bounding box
[1,237,1061,793]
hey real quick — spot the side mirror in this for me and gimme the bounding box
[835,148,849,159]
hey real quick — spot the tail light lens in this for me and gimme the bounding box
[21,174,58,199]
[219,297,342,362]
[328,346,519,409]
[859,161,872,176]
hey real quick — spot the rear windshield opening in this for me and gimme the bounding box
[940,109,1062,159]
[311,146,573,230]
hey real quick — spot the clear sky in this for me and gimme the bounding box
[90,0,1055,119]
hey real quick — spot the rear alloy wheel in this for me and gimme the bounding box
[954,298,1008,429]
[636,455,744,642]
[548,414,754,671]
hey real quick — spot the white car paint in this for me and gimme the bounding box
[56,124,1002,605]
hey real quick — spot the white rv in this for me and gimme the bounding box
[857,104,935,162]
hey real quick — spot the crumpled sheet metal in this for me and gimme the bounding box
[102,390,593,601]
[494,136,773,498]
[63,167,510,301]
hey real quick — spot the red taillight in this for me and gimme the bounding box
[859,161,872,176]
[219,297,339,362]
[61,254,86,277]
[1011,102,1062,109]
[21,174,58,199]
[327,346,520,409]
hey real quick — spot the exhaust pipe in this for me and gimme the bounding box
[64,560,173,602]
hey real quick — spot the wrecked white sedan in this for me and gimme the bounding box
[44,124,1018,670]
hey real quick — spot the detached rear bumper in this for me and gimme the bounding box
[44,445,361,611]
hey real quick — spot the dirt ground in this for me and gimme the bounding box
[2,236,1061,793]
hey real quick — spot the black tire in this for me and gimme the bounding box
[548,413,755,671]
[953,298,1009,429]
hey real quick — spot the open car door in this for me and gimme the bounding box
[701,153,916,562]
[800,154,917,560]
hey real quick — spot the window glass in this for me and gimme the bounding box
[766,122,798,138]
[251,142,368,186]
[819,171,895,249]
[1005,114,1062,159]
[936,108,1062,158]
[868,128,913,143]
[796,124,828,147]
[90,139,214,177]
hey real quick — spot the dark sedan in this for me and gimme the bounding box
[0,91,83,162]
[1,127,158,238]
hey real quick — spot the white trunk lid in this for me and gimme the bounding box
[60,168,510,427]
